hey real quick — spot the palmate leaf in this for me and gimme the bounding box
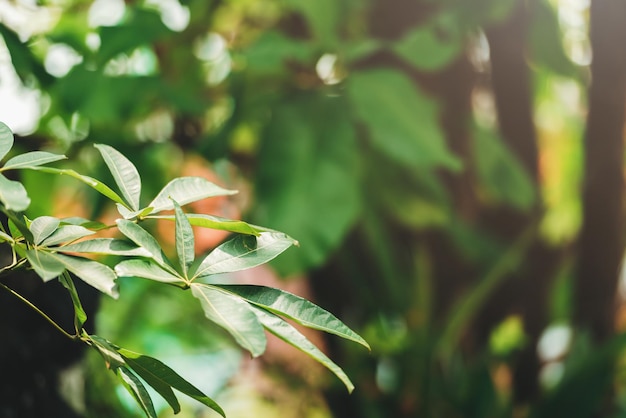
[2,151,67,170]
[191,283,267,357]
[173,199,194,277]
[217,285,370,350]
[190,232,296,280]
[118,349,226,417]
[26,249,65,281]
[115,259,186,285]
[57,238,151,257]
[0,174,30,211]
[95,144,142,211]
[117,367,157,418]
[89,335,126,369]
[251,305,355,393]
[30,216,60,245]
[0,121,14,160]
[148,177,237,214]
[116,219,178,275]
[147,213,262,236]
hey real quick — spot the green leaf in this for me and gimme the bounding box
[148,213,261,236]
[218,285,370,350]
[0,174,30,211]
[2,151,67,170]
[0,121,14,161]
[251,306,355,392]
[473,124,536,210]
[41,225,95,247]
[255,95,361,274]
[118,350,180,414]
[89,334,126,369]
[30,216,60,245]
[95,144,142,211]
[191,283,267,357]
[391,17,463,71]
[0,229,13,243]
[190,232,296,280]
[28,167,127,206]
[173,199,194,277]
[117,204,154,220]
[148,177,237,214]
[117,367,157,418]
[44,252,118,298]
[119,349,226,417]
[60,217,108,230]
[348,69,461,171]
[284,0,339,45]
[59,272,87,330]
[115,259,186,285]
[116,219,177,274]
[26,249,65,281]
[57,238,151,257]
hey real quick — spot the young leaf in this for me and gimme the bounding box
[148,213,262,236]
[59,272,87,330]
[118,349,225,418]
[191,283,267,357]
[57,238,151,257]
[41,225,95,247]
[115,259,186,285]
[2,151,67,170]
[251,305,355,393]
[116,219,178,275]
[25,249,65,281]
[0,229,13,243]
[148,177,237,214]
[117,367,158,418]
[117,204,153,220]
[95,144,142,211]
[190,232,296,280]
[173,199,194,277]
[217,285,370,350]
[0,121,14,161]
[44,252,119,298]
[30,216,60,245]
[0,174,30,211]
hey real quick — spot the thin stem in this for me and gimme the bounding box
[0,281,77,341]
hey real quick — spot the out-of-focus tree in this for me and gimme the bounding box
[2,0,626,417]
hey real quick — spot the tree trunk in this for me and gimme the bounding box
[574,0,626,342]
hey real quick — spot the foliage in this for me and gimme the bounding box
[0,121,368,417]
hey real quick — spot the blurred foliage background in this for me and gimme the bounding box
[2,0,626,417]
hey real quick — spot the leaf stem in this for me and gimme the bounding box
[0,280,77,341]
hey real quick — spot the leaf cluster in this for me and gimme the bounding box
[0,121,368,417]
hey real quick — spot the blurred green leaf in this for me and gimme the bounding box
[190,232,296,280]
[473,124,536,210]
[255,95,361,275]
[95,144,142,211]
[348,69,461,171]
[285,0,339,45]
[392,18,463,71]
[219,284,370,350]
[191,283,267,357]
